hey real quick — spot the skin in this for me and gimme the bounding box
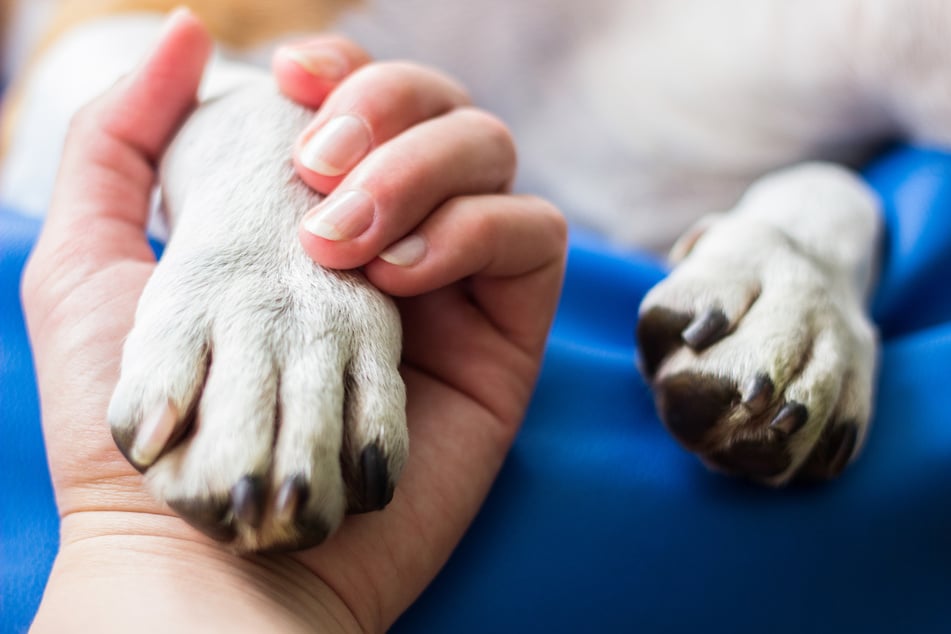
[22,10,566,633]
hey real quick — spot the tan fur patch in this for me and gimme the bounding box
[1,0,358,159]
[36,0,358,52]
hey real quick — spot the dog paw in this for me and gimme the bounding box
[107,248,407,552]
[636,217,877,485]
[104,82,408,552]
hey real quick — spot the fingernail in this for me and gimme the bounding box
[302,190,375,241]
[162,6,194,33]
[300,114,371,177]
[380,235,427,266]
[274,476,307,525]
[141,7,193,65]
[131,401,178,467]
[279,45,349,81]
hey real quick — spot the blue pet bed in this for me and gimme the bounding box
[2,147,950,633]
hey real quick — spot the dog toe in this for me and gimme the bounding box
[262,475,333,552]
[107,301,209,471]
[258,476,343,553]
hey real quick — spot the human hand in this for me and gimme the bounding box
[23,10,565,633]
[272,31,568,629]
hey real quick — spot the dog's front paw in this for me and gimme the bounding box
[107,249,407,551]
[637,218,877,485]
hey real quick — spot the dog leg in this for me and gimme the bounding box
[107,79,408,551]
[637,163,881,485]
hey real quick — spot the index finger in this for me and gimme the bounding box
[366,193,568,358]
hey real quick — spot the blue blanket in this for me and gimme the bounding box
[2,147,950,633]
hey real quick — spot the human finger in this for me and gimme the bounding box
[298,107,516,269]
[292,60,471,192]
[367,193,567,355]
[272,34,373,108]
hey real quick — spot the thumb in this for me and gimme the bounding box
[41,8,212,272]
[19,8,214,495]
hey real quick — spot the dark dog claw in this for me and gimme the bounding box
[231,475,265,529]
[681,308,729,350]
[769,402,808,436]
[167,496,235,543]
[274,476,308,525]
[263,476,330,552]
[358,444,394,513]
[741,374,774,415]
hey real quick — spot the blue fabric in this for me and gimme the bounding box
[3,147,951,633]
[0,211,59,633]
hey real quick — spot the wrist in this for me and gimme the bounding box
[32,512,360,633]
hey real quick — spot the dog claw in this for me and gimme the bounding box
[231,475,265,529]
[741,374,774,414]
[264,476,330,551]
[769,402,808,436]
[167,496,235,543]
[274,476,308,525]
[360,444,393,512]
[126,401,179,470]
[681,308,729,350]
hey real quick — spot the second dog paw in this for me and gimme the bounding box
[637,218,877,485]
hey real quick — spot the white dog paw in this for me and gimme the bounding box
[107,82,407,551]
[636,217,877,485]
[108,254,407,550]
